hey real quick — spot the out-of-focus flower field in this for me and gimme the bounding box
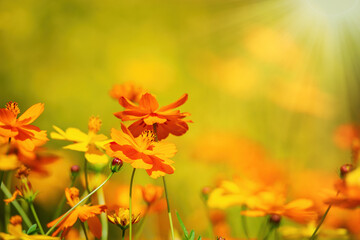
[1,0,360,239]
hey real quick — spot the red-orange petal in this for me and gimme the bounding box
[158,94,188,112]
[139,93,159,112]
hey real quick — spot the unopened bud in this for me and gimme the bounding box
[71,165,80,178]
[269,214,281,225]
[201,186,212,201]
[110,158,123,173]
[340,164,354,178]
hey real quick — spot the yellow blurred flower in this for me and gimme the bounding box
[51,116,110,165]
[107,208,141,230]
[0,215,59,240]
[280,222,348,239]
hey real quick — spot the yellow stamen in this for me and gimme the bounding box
[88,116,102,133]
[5,101,20,116]
[137,130,155,150]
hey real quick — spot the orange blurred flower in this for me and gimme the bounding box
[242,191,317,224]
[141,184,163,205]
[4,166,36,204]
[333,124,359,149]
[47,187,106,238]
[109,82,144,103]
[324,180,360,208]
[114,93,191,140]
[106,123,176,178]
[0,102,48,152]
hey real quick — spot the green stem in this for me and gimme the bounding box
[122,229,126,240]
[309,204,332,240]
[80,221,89,240]
[46,172,114,236]
[241,205,250,239]
[129,168,136,240]
[263,226,274,240]
[84,159,91,193]
[257,217,267,239]
[97,174,108,240]
[29,202,45,234]
[4,173,11,231]
[0,182,33,228]
[152,123,175,240]
[134,205,150,240]
[162,176,175,240]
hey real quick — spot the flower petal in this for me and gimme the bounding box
[139,93,159,112]
[158,93,188,112]
[18,103,44,125]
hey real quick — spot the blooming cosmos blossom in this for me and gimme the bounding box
[107,208,141,230]
[0,102,48,152]
[241,191,317,224]
[114,93,191,140]
[47,187,106,238]
[51,116,110,164]
[106,123,176,178]
[0,215,59,240]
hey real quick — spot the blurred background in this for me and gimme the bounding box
[1,0,360,239]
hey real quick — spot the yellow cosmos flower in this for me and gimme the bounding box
[280,222,348,239]
[0,215,59,240]
[51,116,110,165]
[0,153,20,171]
[107,208,141,230]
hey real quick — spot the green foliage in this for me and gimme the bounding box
[176,210,202,240]
[26,224,38,235]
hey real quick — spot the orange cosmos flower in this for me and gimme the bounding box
[47,187,106,238]
[0,102,48,152]
[106,123,176,178]
[109,82,145,103]
[114,93,191,140]
[141,184,163,205]
[241,191,317,224]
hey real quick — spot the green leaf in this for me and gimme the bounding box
[189,230,195,240]
[176,210,188,238]
[197,236,202,240]
[26,224,38,235]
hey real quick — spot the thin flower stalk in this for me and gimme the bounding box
[129,169,136,240]
[96,174,108,240]
[151,123,175,240]
[0,182,32,228]
[45,172,114,236]
[29,202,45,234]
[80,221,89,240]
[153,123,175,240]
[309,204,332,240]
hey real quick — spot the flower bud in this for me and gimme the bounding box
[269,214,281,225]
[110,158,123,173]
[340,164,353,178]
[71,165,80,179]
[201,186,212,201]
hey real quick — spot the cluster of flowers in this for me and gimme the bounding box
[1,82,360,240]
[0,83,191,240]
[200,124,360,239]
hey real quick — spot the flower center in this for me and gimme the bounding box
[88,116,102,133]
[137,130,155,150]
[6,101,20,116]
